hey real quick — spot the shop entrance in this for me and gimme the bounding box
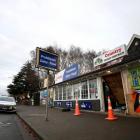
[103,72,126,112]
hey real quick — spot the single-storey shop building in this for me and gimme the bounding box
[50,34,140,115]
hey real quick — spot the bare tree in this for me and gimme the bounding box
[83,50,96,73]
[54,47,68,71]
[30,45,97,80]
[67,45,84,74]
[30,50,36,68]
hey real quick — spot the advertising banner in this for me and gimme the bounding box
[55,64,79,84]
[63,64,79,81]
[128,67,140,89]
[55,69,65,84]
[66,101,73,108]
[36,47,58,71]
[80,101,92,110]
[40,90,48,99]
[94,44,127,67]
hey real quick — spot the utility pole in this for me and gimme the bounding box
[45,70,49,121]
[35,47,58,121]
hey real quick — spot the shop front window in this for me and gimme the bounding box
[81,81,88,99]
[58,86,62,100]
[67,85,72,100]
[89,79,98,99]
[55,87,59,100]
[73,83,80,99]
[63,85,66,100]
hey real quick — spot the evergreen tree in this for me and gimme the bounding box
[7,62,39,99]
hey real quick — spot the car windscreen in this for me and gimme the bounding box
[0,97,15,102]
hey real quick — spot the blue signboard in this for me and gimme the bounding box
[63,64,79,81]
[43,90,48,97]
[80,102,92,110]
[36,48,58,71]
[40,90,48,98]
[66,101,73,108]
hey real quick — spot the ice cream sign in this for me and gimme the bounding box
[94,44,127,67]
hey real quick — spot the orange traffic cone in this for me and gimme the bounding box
[136,106,140,113]
[105,96,117,121]
[74,97,80,116]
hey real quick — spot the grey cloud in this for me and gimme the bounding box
[0,0,140,94]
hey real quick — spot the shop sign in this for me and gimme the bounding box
[36,47,58,71]
[55,64,79,84]
[105,57,123,67]
[80,102,92,109]
[94,44,127,67]
[63,64,79,81]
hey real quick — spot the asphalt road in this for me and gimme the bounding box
[17,105,140,140]
[0,113,34,140]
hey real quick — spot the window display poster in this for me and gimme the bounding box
[56,101,62,107]
[128,67,140,113]
[128,67,140,89]
[66,101,73,108]
[80,101,92,110]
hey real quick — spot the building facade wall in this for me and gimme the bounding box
[52,65,140,115]
[53,78,101,111]
[125,65,140,115]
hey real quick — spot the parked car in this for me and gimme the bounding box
[0,96,16,112]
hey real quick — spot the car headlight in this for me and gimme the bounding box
[9,106,13,109]
[13,106,16,109]
[9,106,16,110]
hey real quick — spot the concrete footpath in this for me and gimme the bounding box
[17,105,140,140]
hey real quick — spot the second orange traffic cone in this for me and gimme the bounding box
[105,96,117,121]
[74,97,80,116]
[136,105,140,113]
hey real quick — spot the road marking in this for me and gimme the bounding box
[0,122,12,127]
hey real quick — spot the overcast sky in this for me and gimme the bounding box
[0,0,140,95]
